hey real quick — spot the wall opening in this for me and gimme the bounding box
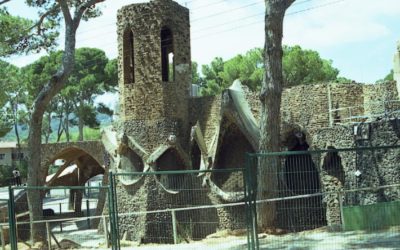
[277,130,326,231]
[119,147,144,183]
[284,131,320,195]
[156,148,185,190]
[123,29,135,84]
[161,27,174,82]
[45,147,104,213]
[212,123,254,192]
[322,146,345,184]
[190,142,201,171]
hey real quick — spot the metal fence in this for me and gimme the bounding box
[247,145,400,249]
[110,169,257,249]
[6,185,114,250]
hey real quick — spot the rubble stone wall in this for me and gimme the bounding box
[363,81,399,117]
[117,0,191,124]
[312,119,400,227]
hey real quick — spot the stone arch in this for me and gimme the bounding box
[160,25,174,82]
[211,120,255,194]
[155,147,187,191]
[41,142,106,213]
[123,28,135,84]
[322,146,345,184]
[277,128,326,231]
[46,147,104,189]
[117,144,145,185]
[282,129,320,195]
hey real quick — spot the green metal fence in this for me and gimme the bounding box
[0,198,11,249]
[246,145,400,249]
[7,185,113,250]
[110,168,258,249]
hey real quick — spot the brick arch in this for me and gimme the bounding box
[41,141,106,182]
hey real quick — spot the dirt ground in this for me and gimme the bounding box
[7,226,400,249]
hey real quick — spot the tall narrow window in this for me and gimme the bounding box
[161,27,174,82]
[123,29,135,84]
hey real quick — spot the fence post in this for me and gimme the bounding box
[338,191,345,230]
[8,187,17,250]
[46,222,52,250]
[59,203,63,232]
[171,210,178,244]
[0,225,5,250]
[102,216,109,247]
[108,171,120,250]
[86,199,90,229]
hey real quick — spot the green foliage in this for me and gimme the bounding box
[199,57,224,96]
[376,70,394,83]
[191,61,203,86]
[0,164,14,186]
[0,160,28,186]
[18,48,117,141]
[0,7,58,57]
[0,60,23,138]
[283,45,339,87]
[59,127,101,141]
[196,45,342,96]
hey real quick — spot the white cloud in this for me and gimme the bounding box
[284,0,400,48]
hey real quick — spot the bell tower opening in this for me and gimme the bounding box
[123,29,135,84]
[161,26,174,82]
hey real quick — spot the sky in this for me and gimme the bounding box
[4,0,400,85]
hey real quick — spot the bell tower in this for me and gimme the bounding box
[117,0,191,149]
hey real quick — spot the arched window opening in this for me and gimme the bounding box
[123,29,135,84]
[156,148,185,191]
[284,131,320,195]
[211,123,254,193]
[322,146,345,184]
[161,27,174,82]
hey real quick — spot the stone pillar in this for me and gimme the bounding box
[394,40,400,98]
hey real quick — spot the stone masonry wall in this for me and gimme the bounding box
[117,0,191,124]
[311,119,400,226]
[363,81,400,118]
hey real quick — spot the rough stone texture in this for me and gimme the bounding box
[364,81,400,118]
[41,141,106,179]
[312,119,400,226]
[117,0,191,125]
[111,0,400,241]
[41,140,108,222]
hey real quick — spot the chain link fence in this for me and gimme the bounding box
[248,145,400,249]
[6,185,112,250]
[110,169,257,249]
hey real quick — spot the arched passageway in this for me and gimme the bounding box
[212,122,254,193]
[277,130,326,231]
[156,148,186,191]
[46,147,105,213]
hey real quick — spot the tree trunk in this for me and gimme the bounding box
[56,112,64,142]
[257,0,295,230]
[65,110,70,142]
[27,22,77,242]
[78,99,84,141]
[45,111,51,143]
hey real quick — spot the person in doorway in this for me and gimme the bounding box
[12,168,21,186]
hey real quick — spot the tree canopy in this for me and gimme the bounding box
[196,45,341,95]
